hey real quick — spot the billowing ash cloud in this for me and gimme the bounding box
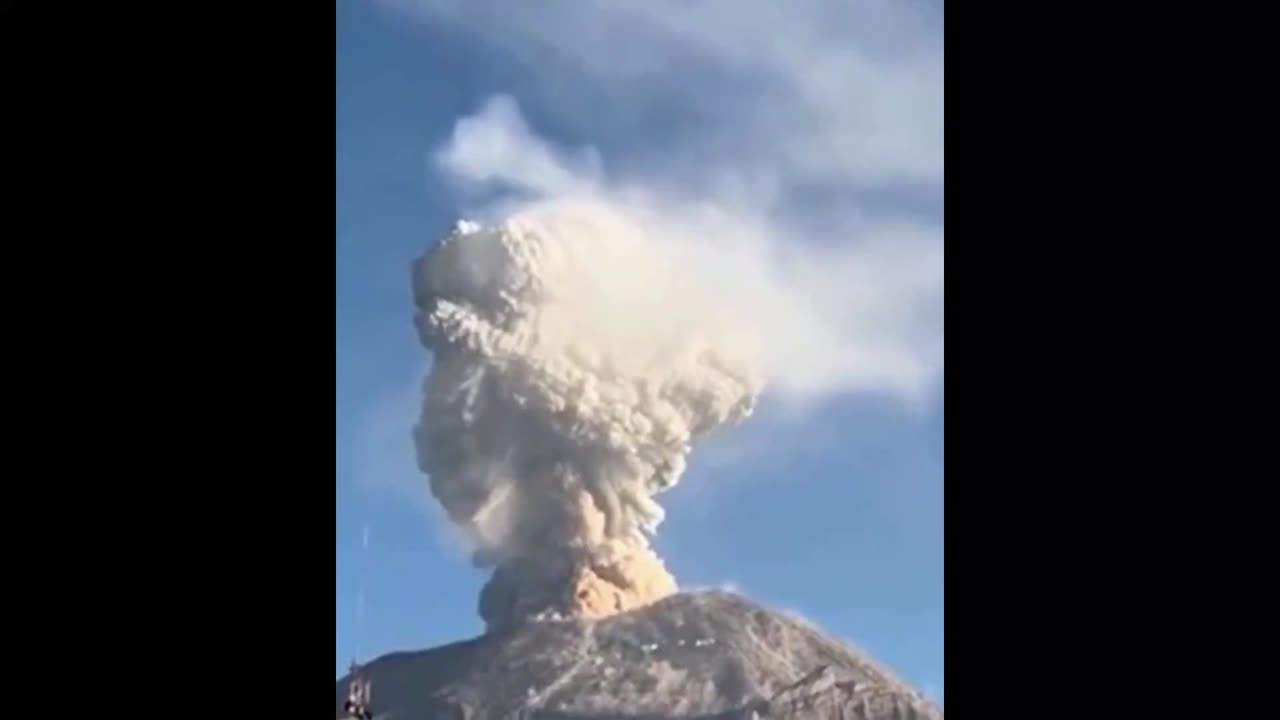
[392,0,943,630]
[411,201,763,629]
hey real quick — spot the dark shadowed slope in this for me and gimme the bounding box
[336,590,942,720]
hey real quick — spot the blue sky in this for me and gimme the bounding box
[337,0,943,703]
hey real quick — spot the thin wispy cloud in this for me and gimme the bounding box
[350,369,481,562]
[381,0,942,191]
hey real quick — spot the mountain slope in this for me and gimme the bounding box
[336,590,941,719]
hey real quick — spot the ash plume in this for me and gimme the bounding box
[411,201,763,629]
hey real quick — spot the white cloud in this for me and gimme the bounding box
[427,96,942,406]
[383,0,944,410]
[435,95,601,197]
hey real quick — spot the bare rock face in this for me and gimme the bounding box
[335,590,941,720]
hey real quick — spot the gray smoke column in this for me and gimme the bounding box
[411,200,762,630]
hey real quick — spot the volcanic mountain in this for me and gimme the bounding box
[334,589,942,720]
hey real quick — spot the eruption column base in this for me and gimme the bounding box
[478,542,677,631]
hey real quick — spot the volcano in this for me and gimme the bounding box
[334,590,941,719]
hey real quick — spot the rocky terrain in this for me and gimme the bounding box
[335,590,941,720]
